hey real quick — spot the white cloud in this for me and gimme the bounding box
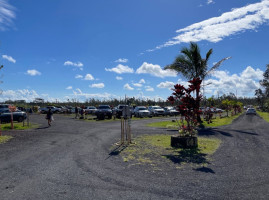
[66,86,73,90]
[157,81,175,89]
[0,0,15,31]
[116,76,123,80]
[139,79,146,84]
[72,89,114,99]
[90,83,105,88]
[133,83,142,87]
[2,54,16,63]
[207,0,214,4]
[136,62,177,78]
[0,89,56,102]
[148,0,269,51]
[145,86,154,92]
[132,79,146,87]
[115,58,128,63]
[64,61,84,70]
[124,83,134,90]
[133,92,165,101]
[105,64,134,74]
[75,74,83,79]
[26,69,41,76]
[84,73,94,80]
[204,66,263,97]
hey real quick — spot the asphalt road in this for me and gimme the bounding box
[0,113,269,200]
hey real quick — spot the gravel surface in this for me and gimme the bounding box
[0,113,269,200]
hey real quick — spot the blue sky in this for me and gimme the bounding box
[0,0,269,102]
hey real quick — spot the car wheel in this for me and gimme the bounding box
[18,116,23,122]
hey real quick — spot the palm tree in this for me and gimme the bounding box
[165,42,230,121]
[165,42,230,83]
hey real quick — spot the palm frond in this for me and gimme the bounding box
[205,49,213,62]
[205,56,231,77]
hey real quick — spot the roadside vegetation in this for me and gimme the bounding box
[257,111,269,123]
[147,112,243,129]
[114,134,221,168]
[1,122,39,131]
[0,135,13,144]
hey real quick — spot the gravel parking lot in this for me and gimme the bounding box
[0,113,269,200]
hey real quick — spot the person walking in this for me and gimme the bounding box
[46,108,53,126]
[75,106,79,119]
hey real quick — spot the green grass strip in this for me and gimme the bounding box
[257,111,269,122]
[147,112,243,128]
[201,112,243,127]
[1,122,39,131]
[117,134,221,167]
[0,136,13,144]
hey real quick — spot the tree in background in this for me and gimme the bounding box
[222,99,231,117]
[255,88,265,110]
[259,64,269,97]
[255,64,269,111]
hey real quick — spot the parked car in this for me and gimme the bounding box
[0,104,10,113]
[163,107,179,116]
[84,106,97,114]
[113,105,132,118]
[40,106,61,114]
[56,106,68,113]
[133,106,150,118]
[148,106,165,116]
[95,105,113,120]
[246,108,256,115]
[0,110,27,123]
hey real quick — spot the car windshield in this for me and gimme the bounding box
[88,107,96,109]
[138,108,147,110]
[98,106,110,109]
[0,105,9,109]
[153,107,162,109]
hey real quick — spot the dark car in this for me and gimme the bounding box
[95,105,113,120]
[0,110,27,123]
[114,104,132,119]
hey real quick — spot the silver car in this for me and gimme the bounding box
[133,106,150,118]
[148,106,165,116]
[246,108,256,115]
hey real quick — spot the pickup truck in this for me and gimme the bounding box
[95,105,113,120]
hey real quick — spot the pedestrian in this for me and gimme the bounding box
[75,106,79,119]
[46,108,53,126]
[80,107,84,119]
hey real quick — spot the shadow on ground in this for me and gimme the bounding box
[194,166,215,174]
[36,126,50,130]
[106,145,127,159]
[198,127,258,137]
[198,128,233,137]
[163,148,208,165]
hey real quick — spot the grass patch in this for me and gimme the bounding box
[147,112,243,129]
[257,111,269,123]
[114,134,221,168]
[0,135,13,144]
[201,112,243,127]
[1,122,39,131]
